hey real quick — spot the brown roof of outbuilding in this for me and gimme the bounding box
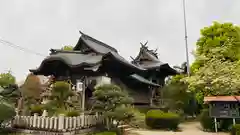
[204,96,240,103]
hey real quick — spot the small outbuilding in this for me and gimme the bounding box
[204,96,240,132]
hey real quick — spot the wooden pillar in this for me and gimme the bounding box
[214,117,218,133]
[149,86,156,107]
[233,118,236,125]
[149,77,153,107]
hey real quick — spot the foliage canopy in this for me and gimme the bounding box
[182,22,240,104]
[92,84,134,129]
[61,45,73,51]
[0,71,15,89]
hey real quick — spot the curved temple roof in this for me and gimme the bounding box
[131,43,178,75]
[30,51,146,75]
[74,31,118,54]
[30,31,178,87]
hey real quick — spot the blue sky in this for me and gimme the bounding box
[0,0,239,82]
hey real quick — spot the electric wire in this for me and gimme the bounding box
[0,39,47,57]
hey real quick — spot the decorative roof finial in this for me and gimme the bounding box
[79,31,84,35]
[144,41,148,46]
[140,41,148,47]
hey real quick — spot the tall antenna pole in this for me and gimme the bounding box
[182,0,190,76]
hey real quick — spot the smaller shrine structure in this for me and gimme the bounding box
[204,96,240,132]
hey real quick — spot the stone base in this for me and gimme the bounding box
[9,127,97,135]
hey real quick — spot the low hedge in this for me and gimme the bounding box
[65,110,80,117]
[145,109,180,130]
[128,109,146,128]
[231,124,240,135]
[29,105,44,115]
[198,109,215,131]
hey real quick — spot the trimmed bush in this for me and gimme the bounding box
[135,105,150,114]
[30,105,44,115]
[231,124,240,135]
[128,109,146,128]
[198,109,215,131]
[0,102,16,124]
[65,110,80,117]
[145,109,180,130]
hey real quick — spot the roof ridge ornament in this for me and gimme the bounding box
[139,41,159,59]
[79,31,85,35]
[140,41,148,48]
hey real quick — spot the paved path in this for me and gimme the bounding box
[129,122,228,135]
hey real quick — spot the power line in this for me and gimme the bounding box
[0,39,47,57]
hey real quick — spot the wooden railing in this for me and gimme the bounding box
[11,113,103,132]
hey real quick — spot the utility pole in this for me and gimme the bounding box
[182,0,190,76]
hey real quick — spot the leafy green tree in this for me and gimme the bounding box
[0,101,16,127]
[19,74,45,115]
[47,81,74,111]
[162,75,197,116]
[0,84,19,127]
[183,22,240,104]
[92,84,134,130]
[191,21,240,72]
[61,45,73,51]
[184,58,240,104]
[0,71,18,111]
[0,72,18,127]
[0,71,16,89]
[21,74,43,102]
[0,84,20,106]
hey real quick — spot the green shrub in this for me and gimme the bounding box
[29,105,44,115]
[0,101,16,124]
[128,109,146,128]
[145,109,180,130]
[198,109,215,131]
[135,106,150,114]
[65,110,80,117]
[231,124,240,135]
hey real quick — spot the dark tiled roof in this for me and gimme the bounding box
[136,61,166,69]
[45,53,102,66]
[30,51,145,75]
[132,45,178,75]
[30,53,102,73]
[103,52,146,71]
[130,74,160,87]
[74,32,118,54]
[30,32,177,87]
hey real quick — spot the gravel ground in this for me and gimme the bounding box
[129,122,229,135]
